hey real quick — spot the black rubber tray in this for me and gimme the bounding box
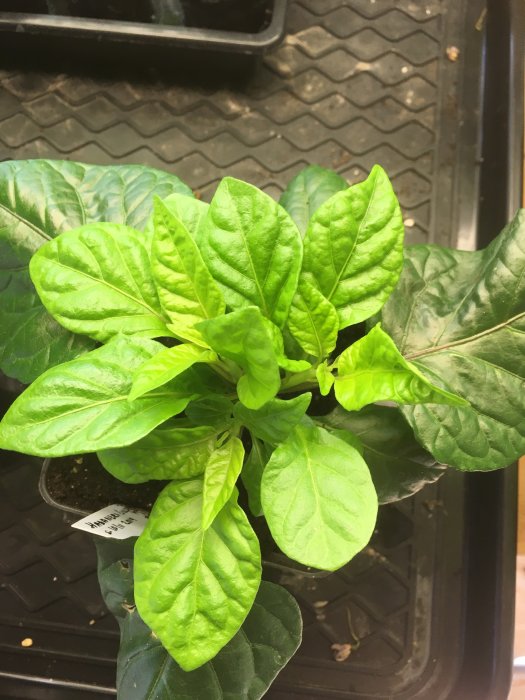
[0,0,522,698]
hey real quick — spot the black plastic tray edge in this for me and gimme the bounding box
[0,0,288,54]
[447,0,523,698]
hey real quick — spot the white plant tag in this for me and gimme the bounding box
[72,504,148,539]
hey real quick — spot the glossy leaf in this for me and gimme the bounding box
[242,438,273,517]
[134,478,261,671]
[381,210,525,470]
[0,336,194,457]
[98,421,217,483]
[301,165,404,329]
[197,307,281,410]
[320,404,445,503]
[151,198,225,343]
[202,437,245,529]
[129,344,217,401]
[279,165,348,235]
[202,177,302,328]
[261,424,378,570]
[334,324,468,412]
[152,192,208,246]
[233,393,312,446]
[287,278,339,359]
[30,223,169,342]
[0,160,191,382]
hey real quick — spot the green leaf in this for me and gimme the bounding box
[320,404,445,503]
[202,177,303,328]
[316,361,335,396]
[129,344,217,401]
[242,437,273,517]
[186,395,234,430]
[197,307,281,410]
[334,324,468,412]
[0,336,194,457]
[381,210,525,470]
[279,165,348,235]
[261,318,311,373]
[261,423,378,570]
[98,421,218,483]
[149,192,208,246]
[134,478,261,671]
[287,278,339,359]
[233,393,312,446]
[151,198,225,345]
[0,160,191,382]
[301,165,404,329]
[202,437,245,529]
[30,223,169,342]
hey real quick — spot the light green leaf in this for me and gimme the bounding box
[261,318,311,373]
[0,336,194,457]
[98,421,218,484]
[197,307,281,410]
[30,223,169,342]
[202,437,245,529]
[186,395,235,430]
[233,393,312,446]
[381,210,525,470]
[334,324,468,412]
[316,361,335,396]
[320,405,445,503]
[202,177,303,328]
[0,160,191,382]
[261,423,377,570]
[134,478,261,671]
[279,165,348,235]
[242,437,273,517]
[147,192,208,246]
[287,278,339,359]
[129,344,217,401]
[151,197,225,343]
[301,165,404,329]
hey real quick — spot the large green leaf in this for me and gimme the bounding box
[202,177,303,328]
[333,324,468,412]
[287,278,339,359]
[0,336,194,457]
[261,423,377,570]
[30,224,169,342]
[381,210,525,470]
[233,393,312,446]
[149,192,209,246]
[197,307,281,410]
[242,437,273,517]
[134,478,261,671]
[0,160,191,382]
[202,437,245,529]
[300,165,404,329]
[279,165,348,235]
[98,420,218,484]
[129,344,217,401]
[319,405,445,503]
[151,198,225,344]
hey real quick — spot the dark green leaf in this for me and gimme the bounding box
[233,393,312,446]
[261,423,377,570]
[279,165,348,235]
[0,336,194,456]
[197,307,281,410]
[320,404,445,503]
[381,210,525,470]
[0,160,191,382]
[186,395,234,430]
[334,324,468,411]
[134,478,261,671]
[98,421,217,483]
[242,437,273,517]
[202,177,302,328]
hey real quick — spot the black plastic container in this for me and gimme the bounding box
[0,0,522,697]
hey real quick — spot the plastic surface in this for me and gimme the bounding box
[0,0,522,697]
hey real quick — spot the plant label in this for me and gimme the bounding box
[72,504,148,539]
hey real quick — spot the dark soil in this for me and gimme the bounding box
[44,453,167,514]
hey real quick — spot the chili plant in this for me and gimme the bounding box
[0,159,523,698]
